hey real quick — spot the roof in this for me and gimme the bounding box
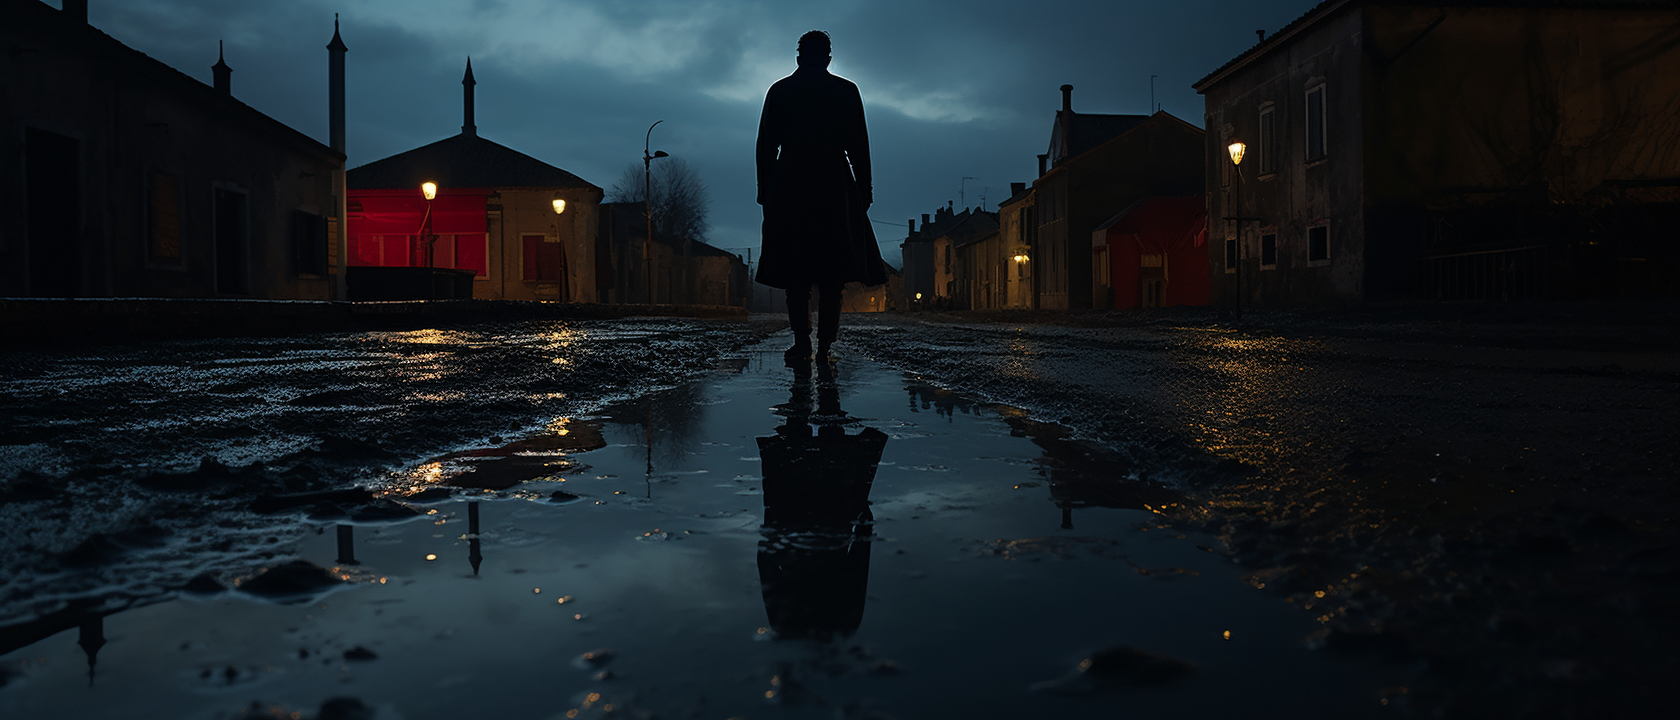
[937,211,999,248]
[1051,112,1150,167]
[349,132,599,191]
[1193,0,1680,91]
[11,0,341,163]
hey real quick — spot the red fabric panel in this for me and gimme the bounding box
[455,234,487,276]
[352,194,487,235]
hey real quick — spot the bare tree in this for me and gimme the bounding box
[607,157,711,242]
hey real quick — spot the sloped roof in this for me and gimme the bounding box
[1051,112,1151,166]
[12,0,340,163]
[349,132,598,191]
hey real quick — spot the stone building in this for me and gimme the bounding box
[1030,86,1205,309]
[597,202,748,307]
[346,61,602,302]
[1194,0,1680,305]
[1,0,346,300]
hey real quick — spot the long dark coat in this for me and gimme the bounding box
[756,65,887,290]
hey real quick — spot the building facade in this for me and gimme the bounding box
[1195,0,1680,305]
[1031,86,1206,310]
[1,0,346,300]
[346,61,602,302]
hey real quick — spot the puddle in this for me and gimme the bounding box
[1,341,1404,718]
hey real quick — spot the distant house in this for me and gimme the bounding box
[597,202,748,307]
[900,205,995,309]
[1030,86,1206,309]
[1194,0,1680,304]
[1,0,346,300]
[996,182,1036,308]
[1091,196,1209,309]
[840,263,901,313]
[346,61,602,301]
[954,223,1003,310]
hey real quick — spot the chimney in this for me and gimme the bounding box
[907,219,916,236]
[922,213,931,228]
[1011,182,1026,197]
[1257,30,1266,43]
[212,41,231,95]
[327,14,347,154]
[462,57,477,137]
[62,0,87,23]
[1060,84,1073,113]
[1037,153,1048,177]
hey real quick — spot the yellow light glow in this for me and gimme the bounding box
[1227,140,1246,166]
[915,292,923,300]
[1013,254,1030,263]
[1222,630,1231,640]
[552,198,567,214]
[421,181,438,200]
[424,553,438,561]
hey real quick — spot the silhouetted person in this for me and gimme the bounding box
[756,363,887,639]
[757,30,886,364]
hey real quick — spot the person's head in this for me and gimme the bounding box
[797,30,831,69]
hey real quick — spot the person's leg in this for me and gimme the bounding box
[784,283,814,362]
[815,282,842,361]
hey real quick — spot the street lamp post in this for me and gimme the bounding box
[643,120,668,305]
[1226,139,1246,320]
[552,192,569,302]
[420,181,438,269]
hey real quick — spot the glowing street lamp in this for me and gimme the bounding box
[419,181,439,269]
[552,192,570,301]
[1226,137,1246,319]
[1227,139,1246,168]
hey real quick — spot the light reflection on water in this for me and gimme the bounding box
[0,342,1401,719]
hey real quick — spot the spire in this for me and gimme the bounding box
[212,40,232,95]
[327,12,348,52]
[462,57,477,137]
[328,13,347,153]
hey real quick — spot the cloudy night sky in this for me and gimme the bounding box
[64,0,1309,265]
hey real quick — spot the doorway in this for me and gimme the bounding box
[25,128,81,297]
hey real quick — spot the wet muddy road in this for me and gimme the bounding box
[2,312,1676,719]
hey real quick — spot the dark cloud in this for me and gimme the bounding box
[72,0,1312,261]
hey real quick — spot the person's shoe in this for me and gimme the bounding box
[784,337,813,365]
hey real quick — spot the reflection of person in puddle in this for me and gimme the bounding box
[756,362,887,640]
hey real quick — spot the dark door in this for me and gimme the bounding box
[214,187,249,295]
[25,128,81,297]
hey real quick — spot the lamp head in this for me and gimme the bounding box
[421,181,438,200]
[653,150,669,159]
[552,197,566,215]
[1226,139,1246,166]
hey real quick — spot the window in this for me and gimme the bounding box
[1308,224,1330,263]
[1260,232,1278,268]
[292,210,328,276]
[1258,106,1276,176]
[148,172,182,262]
[522,233,563,281]
[1224,234,1238,273]
[1305,85,1326,161]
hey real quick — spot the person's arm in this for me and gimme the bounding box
[848,84,872,209]
[756,87,779,207]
